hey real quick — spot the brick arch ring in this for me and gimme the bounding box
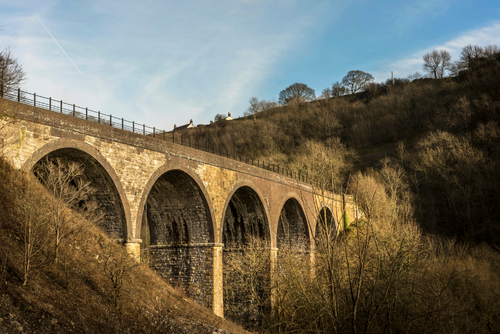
[273,192,311,244]
[219,180,272,246]
[314,200,338,236]
[21,138,133,240]
[135,163,217,243]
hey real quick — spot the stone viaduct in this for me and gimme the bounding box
[0,97,360,317]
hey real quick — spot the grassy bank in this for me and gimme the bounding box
[0,157,247,334]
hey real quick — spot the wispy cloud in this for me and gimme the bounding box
[36,17,84,77]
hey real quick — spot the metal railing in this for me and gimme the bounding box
[2,88,310,184]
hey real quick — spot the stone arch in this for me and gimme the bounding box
[221,181,271,328]
[315,206,337,244]
[136,164,216,243]
[137,164,216,308]
[276,195,310,250]
[22,139,131,240]
[220,181,271,247]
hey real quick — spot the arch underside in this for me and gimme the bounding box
[277,198,309,251]
[315,207,336,245]
[142,169,214,308]
[223,186,269,247]
[222,186,270,329]
[32,148,127,239]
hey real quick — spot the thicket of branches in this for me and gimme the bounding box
[224,162,500,333]
[219,48,500,331]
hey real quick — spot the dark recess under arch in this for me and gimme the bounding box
[141,169,214,308]
[223,186,269,247]
[277,198,309,250]
[315,207,336,244]
[222,186,270,329]
[32,148,127,239]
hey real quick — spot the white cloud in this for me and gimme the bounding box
[372,22,500,82]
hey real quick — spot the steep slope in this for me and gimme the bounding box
[180,62,500,245]
[0,158,248,334]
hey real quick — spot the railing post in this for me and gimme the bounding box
[34,93,36,107]
[18,88,20,102]
[132,121,135,133]
[122,118,124,130]
[86,107,88,120]
[49,97,51,111]
[143,124,145,135]
[73,104,75,117]
[153,127,155,137]
[110,115,112,126]
[98,111,100,124]
[61,100,63,114]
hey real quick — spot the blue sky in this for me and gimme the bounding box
[1,0,499,131]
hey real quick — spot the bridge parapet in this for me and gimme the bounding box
[1,91,308,182]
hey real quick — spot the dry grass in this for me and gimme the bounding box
[224,171,500,333]
[0,158,249,334]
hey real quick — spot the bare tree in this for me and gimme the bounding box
[9,178,50,286]
[422,49,452,78]
[99,236,139,307]
[407,71,424,81]
[439,50,452,78]
[278,83,315,105]
[244,97,264,120]
[223,236,271,329]
[0,48,27,97]
[321,87,332,99]
[341,70,374,94]
[450,44,499,75]
[34,158,96,266]
[332,81,348,96]
[423,50,441,78]
[483,44,499,60]
[449,60,468,77]
[214,113,226,122]
[459,44,485,68]
[261,99,278,110]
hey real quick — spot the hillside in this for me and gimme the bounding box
[180,58,500,245]
[0,158,248,334]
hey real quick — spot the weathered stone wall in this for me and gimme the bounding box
[149,244,215,308]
